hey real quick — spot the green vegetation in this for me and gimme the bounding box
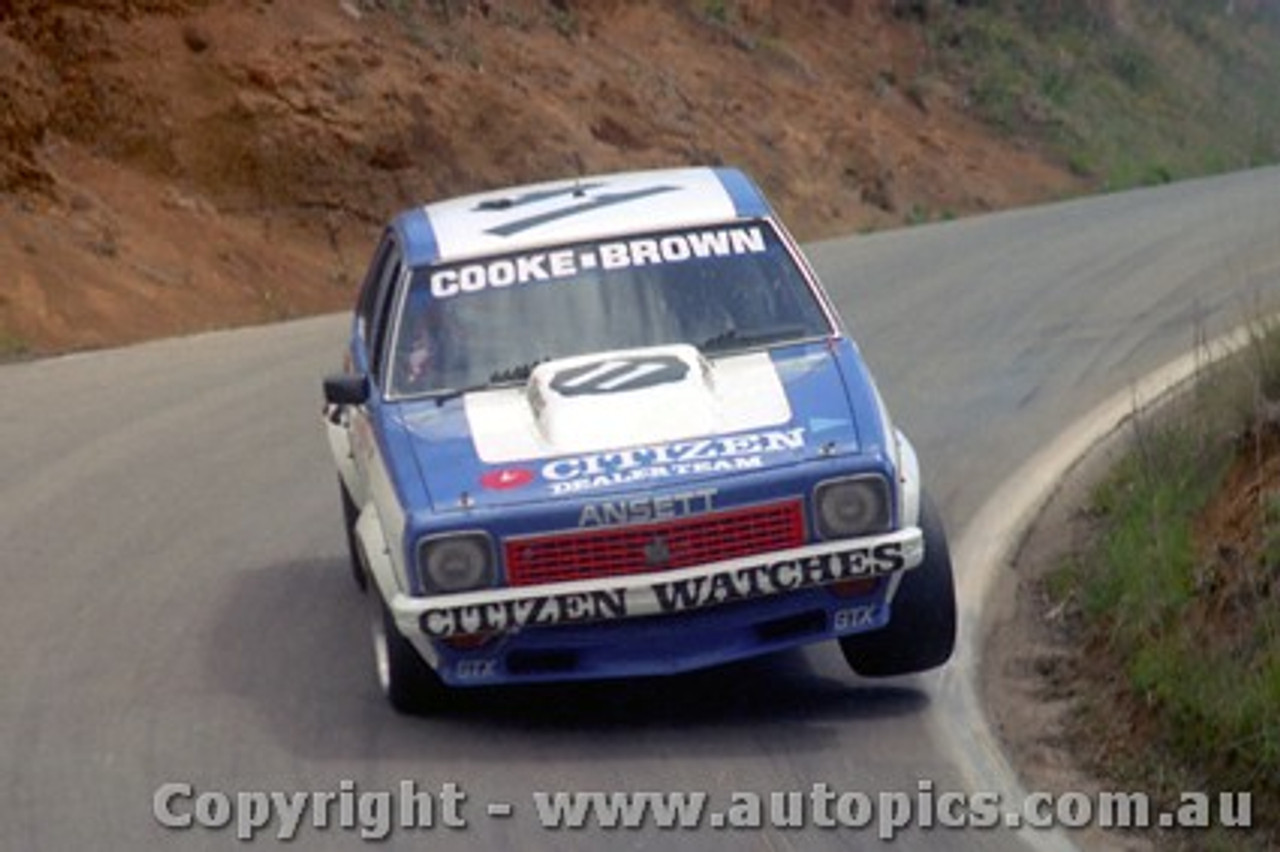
[901,202,957,226]
[1051,321,1280,846]
[918,0,1280,191]
[904,202,932,226]
[547,6,579,38]
[701,0,731,26]
[0,327,30,361]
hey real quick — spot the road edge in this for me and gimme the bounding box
[930,323,1261,852]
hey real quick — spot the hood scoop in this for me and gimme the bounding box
[463,343,798,465]
[527,345,717,452]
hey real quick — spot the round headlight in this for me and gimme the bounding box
[815,477,890,539]
[419,535,495,593]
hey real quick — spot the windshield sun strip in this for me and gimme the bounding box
[383,220,836,401]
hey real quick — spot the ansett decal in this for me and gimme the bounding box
[429,225,767,299]
[578,488,716,527]
[419,539,909,638]
[542,427,806,495]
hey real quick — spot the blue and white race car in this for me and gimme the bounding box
[322,167,955,713]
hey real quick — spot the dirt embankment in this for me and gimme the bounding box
[984,417,1280,851]
[0,0,1079,355]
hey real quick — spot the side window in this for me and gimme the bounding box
[354,232,403,386]
[368,256,404,386]
[356,235,395,343]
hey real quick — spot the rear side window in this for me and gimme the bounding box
[357,236,394,342]
[369,256,403,386]
[355,233,404,385]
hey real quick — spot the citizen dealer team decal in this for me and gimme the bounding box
[481,426,809,493]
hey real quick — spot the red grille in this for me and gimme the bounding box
[504,500,806,587]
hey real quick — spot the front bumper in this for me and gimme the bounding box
[389,528,923,684]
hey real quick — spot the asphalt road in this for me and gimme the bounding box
[3,168,1279,851]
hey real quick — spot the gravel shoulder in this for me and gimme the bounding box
[980,426,1156,852]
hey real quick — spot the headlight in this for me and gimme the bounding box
[814,476,891,539]
[417,533,496,593]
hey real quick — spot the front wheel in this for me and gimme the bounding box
[369,592,448,715]
[838,492,957,677]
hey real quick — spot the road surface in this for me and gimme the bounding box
[3,168,1278,850]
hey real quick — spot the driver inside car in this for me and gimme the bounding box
[398,300,445,392]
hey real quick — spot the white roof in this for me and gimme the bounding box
[417,167,763,262]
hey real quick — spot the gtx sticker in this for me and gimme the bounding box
[454,659,499,680]
[550,355,689,397]
[542,427,805,496]
[429,225,767,299]
[577,488,717,527]
[834,605,882,631]
[419,539,910,638]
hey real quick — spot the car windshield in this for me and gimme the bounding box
[387,221,833,398]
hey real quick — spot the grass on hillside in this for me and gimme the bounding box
[0,328,30,362]
[920,0,1280,191]
[1049,319,1280,849]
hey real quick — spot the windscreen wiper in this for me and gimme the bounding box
[488,358,548,383]
[697,326,807,353]
[427,359,550,406]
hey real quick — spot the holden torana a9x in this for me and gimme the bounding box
[322,167,956,713]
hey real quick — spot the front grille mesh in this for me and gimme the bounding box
[504,500,806,587]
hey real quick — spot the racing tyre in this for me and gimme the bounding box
[370,592,448,715]
[338,479,368,591]
[838,492,956,677]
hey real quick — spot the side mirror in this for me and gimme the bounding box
[323,374,370,407]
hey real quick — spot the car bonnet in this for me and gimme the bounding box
[393,341,880,512]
